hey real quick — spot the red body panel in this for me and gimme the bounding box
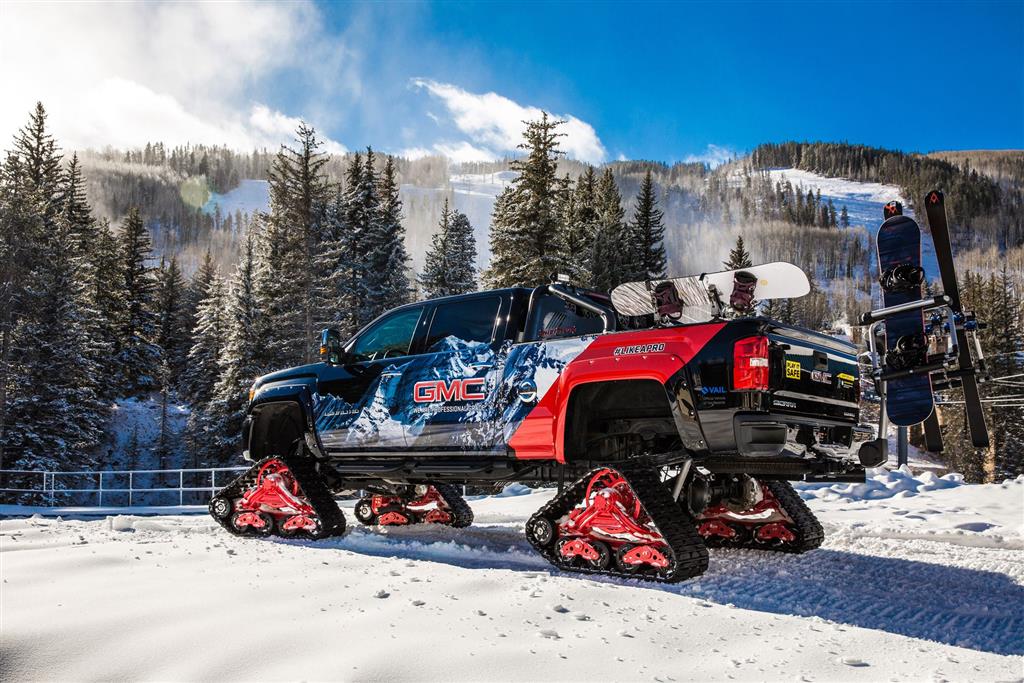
[509,323,725,461]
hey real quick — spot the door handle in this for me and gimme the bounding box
[469,363,494,371]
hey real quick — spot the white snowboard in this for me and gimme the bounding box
[610,261,811,319]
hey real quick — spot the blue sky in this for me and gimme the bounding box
[3,1,1021,163]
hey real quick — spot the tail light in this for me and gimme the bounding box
[733,336,770,390]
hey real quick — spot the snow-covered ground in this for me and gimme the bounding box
[202,178,270,218]
[2,470,1021,681]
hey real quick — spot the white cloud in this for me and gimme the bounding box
[684,144,737,168]
[411,79,607,164]
[0,1,349,152]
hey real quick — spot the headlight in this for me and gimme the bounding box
[248,385,257,403]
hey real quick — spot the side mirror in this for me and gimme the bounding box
[320,328,345,365]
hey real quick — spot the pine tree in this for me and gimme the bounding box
[840,205,850,228]
[590,168,628,292]
[366,155,410,316]
[4,205,105,468]
[155,257,189,383]
[115,208,160,395]
[207,229,264,462]
[13,103,63,217]
[560,167,598,286]
[184,273,226,463]
[0,154,45,468]
[629,169,667,280]
[486,113,566,288]
[183,273,225,408]
[319,152,369,335]
[724,235,754,269]
[419,198,478,298]
[264,122,331,364]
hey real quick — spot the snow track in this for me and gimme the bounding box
[2,474,1021,681]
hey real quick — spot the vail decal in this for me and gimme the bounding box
[414,378,487,403]
[700,385,727,396]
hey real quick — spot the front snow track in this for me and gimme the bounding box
[209,454,347,540]
[526,464,710,583]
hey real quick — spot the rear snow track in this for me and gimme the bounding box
[2,471,1021,681]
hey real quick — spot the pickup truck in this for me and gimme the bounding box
[210,280,881,582]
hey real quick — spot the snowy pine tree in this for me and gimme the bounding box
[560,167,598,285]
[264,122,331,364]
[184,273,226,462]
[590,168,628,293]
[724,235,753,269]
[366,155,411,316]
[155,257,189,383]
[629,169,667,280]
[419,198,477,298]
[207,229,265,461]
[486,113,566,288]
[4,207,105,468]
[114,208,160,395]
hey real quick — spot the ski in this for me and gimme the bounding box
[923,190,990,448]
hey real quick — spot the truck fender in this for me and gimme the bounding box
[245,382,326,460]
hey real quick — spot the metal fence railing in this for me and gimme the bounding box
[0,467,248,508]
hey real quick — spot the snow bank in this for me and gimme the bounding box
[796,465,971,502]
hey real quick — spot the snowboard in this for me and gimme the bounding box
[924,190,989,448]
[610,262,810,320]
[876,209,934,426]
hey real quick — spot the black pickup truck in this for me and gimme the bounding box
[210,281,880,582]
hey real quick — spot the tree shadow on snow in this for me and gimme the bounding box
[280,524,1024,656]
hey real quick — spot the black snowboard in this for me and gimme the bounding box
[876,213,934,426]
[924,190,989,448]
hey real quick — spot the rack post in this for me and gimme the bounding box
[897,426,909,467]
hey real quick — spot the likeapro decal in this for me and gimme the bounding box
[613,343,666,355]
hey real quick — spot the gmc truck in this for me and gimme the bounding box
[210,279,882,582]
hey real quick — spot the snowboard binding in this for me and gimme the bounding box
[651,280,684,322]
[353,484,473,528]
[884,334,929,371]
[729,270,758,313]
[879,263,925,293]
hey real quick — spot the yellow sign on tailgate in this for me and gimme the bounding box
[786,360,802,380]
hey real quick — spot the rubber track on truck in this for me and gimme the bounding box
[526,463,709,582]
[209,453,347,538]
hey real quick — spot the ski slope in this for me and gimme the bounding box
[765,168,940,278]
[2,469,1021,681]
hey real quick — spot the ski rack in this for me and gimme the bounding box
[858,190,992,452]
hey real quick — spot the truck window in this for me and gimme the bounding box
[425,297,501,352]
[350,306,423,362]
[526,293,604,341]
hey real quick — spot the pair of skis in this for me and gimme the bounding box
[869,191,989,450]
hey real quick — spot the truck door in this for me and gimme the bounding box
[315,304,426,452]
[402,294,508,452]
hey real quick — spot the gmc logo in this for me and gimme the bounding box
[413,378,487,403]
